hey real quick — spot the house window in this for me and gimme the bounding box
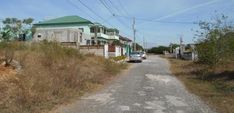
[78,28,84,32]
[80,33,82,43]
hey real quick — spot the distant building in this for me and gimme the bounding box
[119,35,132,56]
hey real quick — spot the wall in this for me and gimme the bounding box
[79,45,109,57]
[108,45,122,57]
[182,52,198,61]
[33,28,91,45]
[34,25,92,44]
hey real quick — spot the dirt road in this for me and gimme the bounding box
[53,55,215,113]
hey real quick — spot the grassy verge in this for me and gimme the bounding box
[164,56,234,113]
[110,56,127,62]
[0,41,127,113]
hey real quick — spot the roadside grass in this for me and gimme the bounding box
[165,56,234,113]
[110,56,127,62]
[0,41,127,113]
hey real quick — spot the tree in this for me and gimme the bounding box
[23,18,34,26]
[195,14,234,67]
[169,43,180,52]
[148,46,170,54]
[0,17,34,41]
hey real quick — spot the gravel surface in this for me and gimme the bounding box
[53,55,215,113]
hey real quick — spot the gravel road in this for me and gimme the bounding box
[53,55,215,113]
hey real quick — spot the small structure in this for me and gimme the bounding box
[119,35,132,56]
[173,44,198,61]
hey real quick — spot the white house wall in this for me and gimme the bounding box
[109,35,119,40]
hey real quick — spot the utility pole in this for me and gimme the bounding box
[170,43,173,53]
[132,17,136,51]
[179,35,183,58]
[143,36,145,52]
[94,25,98,45]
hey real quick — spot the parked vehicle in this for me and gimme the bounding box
[129,52,142,62]
[140,51,147,59]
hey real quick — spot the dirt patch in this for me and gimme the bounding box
[0,65,16,81]
[164,56,234,113]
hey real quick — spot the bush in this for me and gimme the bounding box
[148,46,170,54]
[195,15,234,67]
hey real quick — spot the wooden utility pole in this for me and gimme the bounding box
[132,17,136,51]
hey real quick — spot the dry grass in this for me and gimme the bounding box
[165,56,234,113]
[0,41,127,113]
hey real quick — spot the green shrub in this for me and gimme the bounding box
[195,15,234,67]
[111,56,127,61]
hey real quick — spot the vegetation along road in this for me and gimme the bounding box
[53,55,215,113]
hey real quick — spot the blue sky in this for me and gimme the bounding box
[0,0,234,47]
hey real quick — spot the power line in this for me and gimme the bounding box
[97,0,133,39]
[117,0,131,17]
[115,15,198,24]
[98,0,114,16]
[71,0,133,40]
[67,0,96,21]
[103,0,132,29]
[77,0,114,27]
[106,0,126,17]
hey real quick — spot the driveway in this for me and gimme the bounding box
[53,55,215,113]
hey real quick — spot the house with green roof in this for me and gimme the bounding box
[33,15,93,45]
[33,16,120,46]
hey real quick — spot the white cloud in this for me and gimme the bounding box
[152,0,221,21]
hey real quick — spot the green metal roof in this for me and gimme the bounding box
[34,16,92,25]
[91,22,107,28]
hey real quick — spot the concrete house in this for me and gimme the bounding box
[119,36,132,56]
[90,23,120,45]
[33,16,93,46]
[32,15,128,58]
